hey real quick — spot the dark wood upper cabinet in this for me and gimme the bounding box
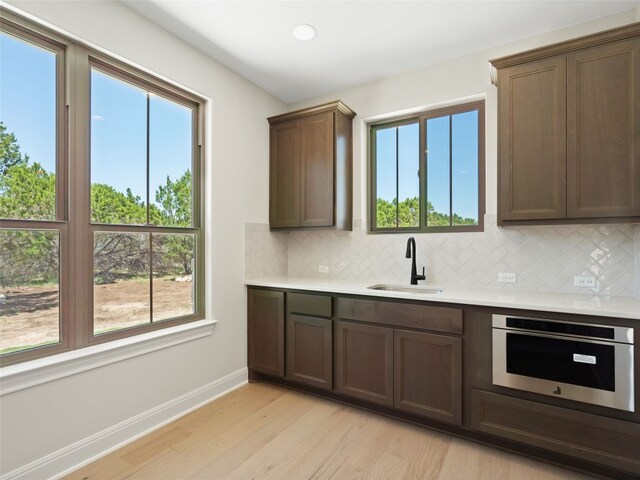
[268,101,355,230]
[335,321,394,406]
[394,329,462,425]
[269,120,300,228]
[300,111,334,227]
[498,57,567,221]
[492,23,640,225]
[247,288,285,377]
[567,38,640,218]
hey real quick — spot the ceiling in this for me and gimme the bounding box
[124,1,638,103]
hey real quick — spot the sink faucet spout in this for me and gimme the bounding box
[405,237,426,285]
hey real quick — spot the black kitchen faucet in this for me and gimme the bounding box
[405,237,426,285]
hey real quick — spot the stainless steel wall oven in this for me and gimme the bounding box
[492,314,634,412]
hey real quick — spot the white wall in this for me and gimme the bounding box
[0,1,284,477]
[275,9,639,298]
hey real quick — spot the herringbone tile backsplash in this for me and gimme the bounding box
[246,216,639,298]
[245,223,288,279]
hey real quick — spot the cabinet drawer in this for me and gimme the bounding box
[338,298,462,334]
[288,293,332,317]
[470,389,640,474]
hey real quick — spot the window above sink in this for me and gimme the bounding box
[369,100,486,234]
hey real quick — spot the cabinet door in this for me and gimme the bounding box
[394,330,462,425]
[270,120,300,228]
[335,321,393,406]
[286,315,332,390]
[300,111,334,227]
[248,289,284,377]
[499,56,566,221]
[567,38,640,218]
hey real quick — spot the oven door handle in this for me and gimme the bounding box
[492,327,621,346]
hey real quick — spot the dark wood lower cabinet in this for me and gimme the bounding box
[470,389,640,475]
[335,321,394,406]
[394,330,462,425]
[247,289,284,377]
[286,314,332,390]
[248,287,639,479]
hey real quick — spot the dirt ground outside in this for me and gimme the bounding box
[0,279,194,353]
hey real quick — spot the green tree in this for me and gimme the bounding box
[91,184,147,224]
[0,122,29,176]
[91,186,152,284]
[0,162,56,220]
[152,233,194,277]
[154,170,192,227]
[93,231,149,284]
[398,197,420,227]
[376,197,397,228]
[152,170,194,277]
[426,201,450,226]
[0,125,59,287]
[376,197,420,228]
[376,196,477,228]
[0,230,59,288]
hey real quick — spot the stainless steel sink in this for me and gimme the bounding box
[367,284,443,294]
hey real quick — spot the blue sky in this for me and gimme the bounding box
[0,32,56,173]
[1,32,192,213]
[91,69,192,206]
[375,110,479,222]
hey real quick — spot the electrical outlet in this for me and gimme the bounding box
[498,272,517,283]
[318,265,329,273]
[574,276,596,288]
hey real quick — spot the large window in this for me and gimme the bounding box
[370,101,485,233]
[0,14,205,365]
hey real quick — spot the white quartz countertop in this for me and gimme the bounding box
[245,276,640,320]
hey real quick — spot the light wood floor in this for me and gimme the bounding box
[65,383,599,480]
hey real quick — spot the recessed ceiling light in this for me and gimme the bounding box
[293,24,317,41]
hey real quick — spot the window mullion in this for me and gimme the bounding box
[395,127,399,228]
[146,92,153,325]
[149,233,154,324]
[448,114,453,227]
[70,44,93,348]
[146,92,151,225]
[421,120,427,229]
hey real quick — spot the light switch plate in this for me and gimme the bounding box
[318,265,329,273]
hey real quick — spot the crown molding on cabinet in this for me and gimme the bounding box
[489,21,640,70]
[268,100,356,125]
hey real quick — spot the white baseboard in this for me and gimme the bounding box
[1,368,248,480]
